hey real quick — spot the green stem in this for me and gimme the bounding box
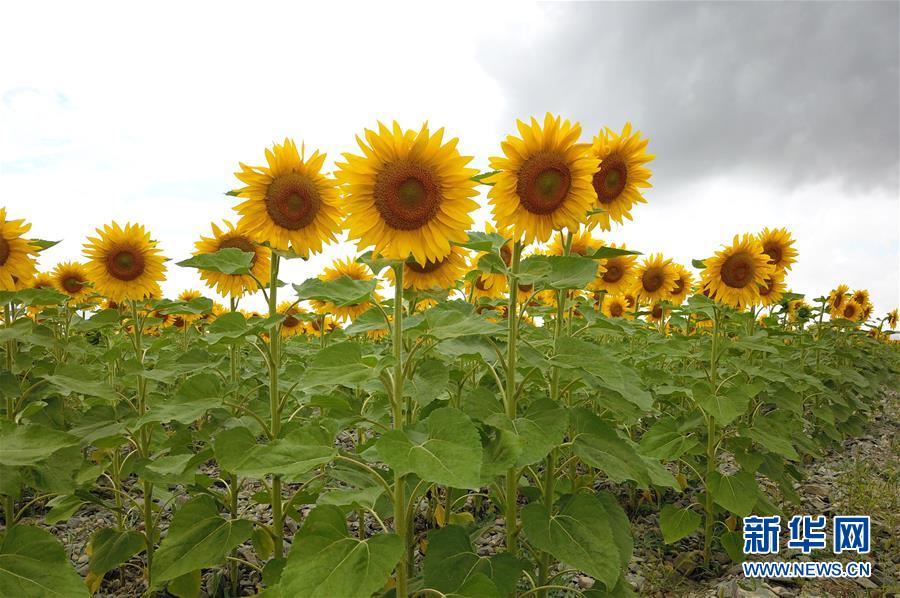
[702,309,720,567]
[129,301,155,586]
[504,242,523,556]
[267,254,285,559]
[391,264,409,597]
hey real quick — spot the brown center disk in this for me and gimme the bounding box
[603,262,624,283]
[642,266,665,293]
[592,154,628,204]
[0,236,9,266]
[283,315,300,328]
[106,248,146,281]
[763,243,782,266]
[265,173,322,231]
[516,151,572,215]
[843,305,856,319]
[407,256,446,274]
[219,236,258,267]
[500,243,512,267]
[609,303,624,317]
[374,161,441,231]
[651,304,663,319]
[475,276,489,291]
[720,252,755,289]
[759,278,774,297]
[63,276,85,294]
[518,283,533,293]
[672,277,685,296]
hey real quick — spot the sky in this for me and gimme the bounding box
[2,1,898,316]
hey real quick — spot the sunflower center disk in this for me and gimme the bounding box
[0,237,9,265]
[642,267,664,292]
[107,249,146,282]
[610,303,623,317]
[672,278,685,295]
[593,154,628,204]
[603,263,623,283]
[406,255,445,274]
[265,173,322,231]
[475,276,489,291]
[63,277,84,293]
[720,252,755,288]
[219,236,258,266]
[651,305,663,319]
[283,315,300,328]
[517,152,572,215]
[374,161,441,231]
[763,243,782,266]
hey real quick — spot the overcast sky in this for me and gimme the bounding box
[2,1,898,315]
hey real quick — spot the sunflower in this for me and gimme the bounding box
[701,235,775,309]
[548,229,600,257]
[886,309,899,329]
[758,227,798,272]
[669,264,694,305]
[835,299,862,322]
[170,289,204,329]
[51,261,91,300]
[234,138,342,256]
[194,221,271,297]
[632,254,677,303]
[858,301,874,323]
[646,301,669,324]
[465,271,508,301]
[601,295,632,319]
[756,271,786,307]
[585,123,654,231]
[0,208,39,291]
[413,297,439,313]
[587,243,637,296]
[277,302,307,338]
[828,284,849,311]
[487,114,596,244]
[787,299,812,323]
[310,258,379,321]
[83,222,166,303]
[30,272,56,290]
[366,325,390,341]
[306,314,337,338]
[850,289,869,306]
[336,122,478,265]
[388,246,468,291]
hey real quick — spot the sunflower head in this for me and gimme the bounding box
[51,261,91,300]
[828,284,849,310]
[0,208,39,291]
[632,253,677,303]
[834,299,862,323]
[701,235,775,310]
[646,301,669,324]
[487,114,596,244]
[850,289,869,306]
[756,271,787,307]
[195,220,271,297]
[758,227,798,272]
[601,295,632,319]
[585,123,654,232]
[30,272,56,290]
[83,222,166,303]
[669,264,694,306]
[388,246,468,291]
[305,313,337,338]
[277,302,307,338]
[886,309,899,329]
[310,258,379,321]
[336,122,478,266]
[234,139,342,256]
[588,244,638,296]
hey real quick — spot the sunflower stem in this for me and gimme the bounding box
[129,301,155,586]
[504,241,523,557]
[702,307,720,567]
[391,263,409,597]
[267,254,285,559]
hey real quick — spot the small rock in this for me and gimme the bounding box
[576,576,594,589]
[854,576,878,590]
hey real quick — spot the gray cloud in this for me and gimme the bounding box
[478,1,900,195]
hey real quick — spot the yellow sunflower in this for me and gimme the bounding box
[305,313,337,338]
[632,253,677,303]
[585,123,654,231]
[828,284,849,311]
[0,208,39,291]
[756,271,787,307]
[858,301,874,323]
[785,299,810,323]
[83,222,166,303]
[701,235,775,309]
[886,308,898,329]
[851,289,869,306]
[587,243,637,296]
[465,271,508,301]
[548,229,600,257]
[194,220,271,297]
[758,227,798,272]
[669,264,694,306]
[487,113,596,244]
[52,261,91,300]
[834,299,862,322]
[310,258,379,321]
[646,301,669,324]
[336,122,478,265]
[601,295,632,319]
[233,138,342,256]
[30,272,56,290]
[468,224,512,298]
[387,246,468,291]
[413,297,439,313]
[278,302,307,338]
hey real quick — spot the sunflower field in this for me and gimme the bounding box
[0,114,897,598]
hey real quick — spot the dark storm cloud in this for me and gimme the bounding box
[478,1,899,195]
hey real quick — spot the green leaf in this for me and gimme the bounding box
[414,303,504,340]
[0,525,89,597]
[742,415,800,460]
[136,373,222,427]
[638,418,699,460]
[152,495,253,583]
[168,570,201,598]
[42,365,117,400]
[88,528,145,578]
[471,170,500,185]
[691,259,707,269]
[0,288,68,307]
[176,248,254,274]
[0,422,79,466]
[213,425,336,480]
[521,493,627,591]
[518,255,601,289]
[202,311,250,344]
[692,382,748,426]
[588,246,642,259]
[571,408,652,488]
[31,239,61,251]
[297,342,378,389]
[453,231,508,253]
[376,407,483,489]
[406,358,450,407]
[293,277,377,306]
[553,339,652,410]
[276,505,403,598]
[658,505,701,543]
[707,470,758,517]
[487,399,567,467]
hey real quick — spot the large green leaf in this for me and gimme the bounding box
[518,255,601,289]
[405,358,450,407]
[42,364,117,400]
[707,470,758,517]
[452,231,508,253]
[570,409,652,488]
[293,277,377,306]
[152,495,253,583]
[376,407,482,489]
[296,342,378,389]
[0,422,79,466]
[176,248,254,274]
[0,525,88,597]
[136,373,222,427]
[521,493,629,591]
[692,382,748,426]
[553,339,652,410]
[413,302,504,340]
[213,425,336,480]
[658,505,701,543]
[275,505,403,598]
[486,399,567,467]
[88,528,145,578]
